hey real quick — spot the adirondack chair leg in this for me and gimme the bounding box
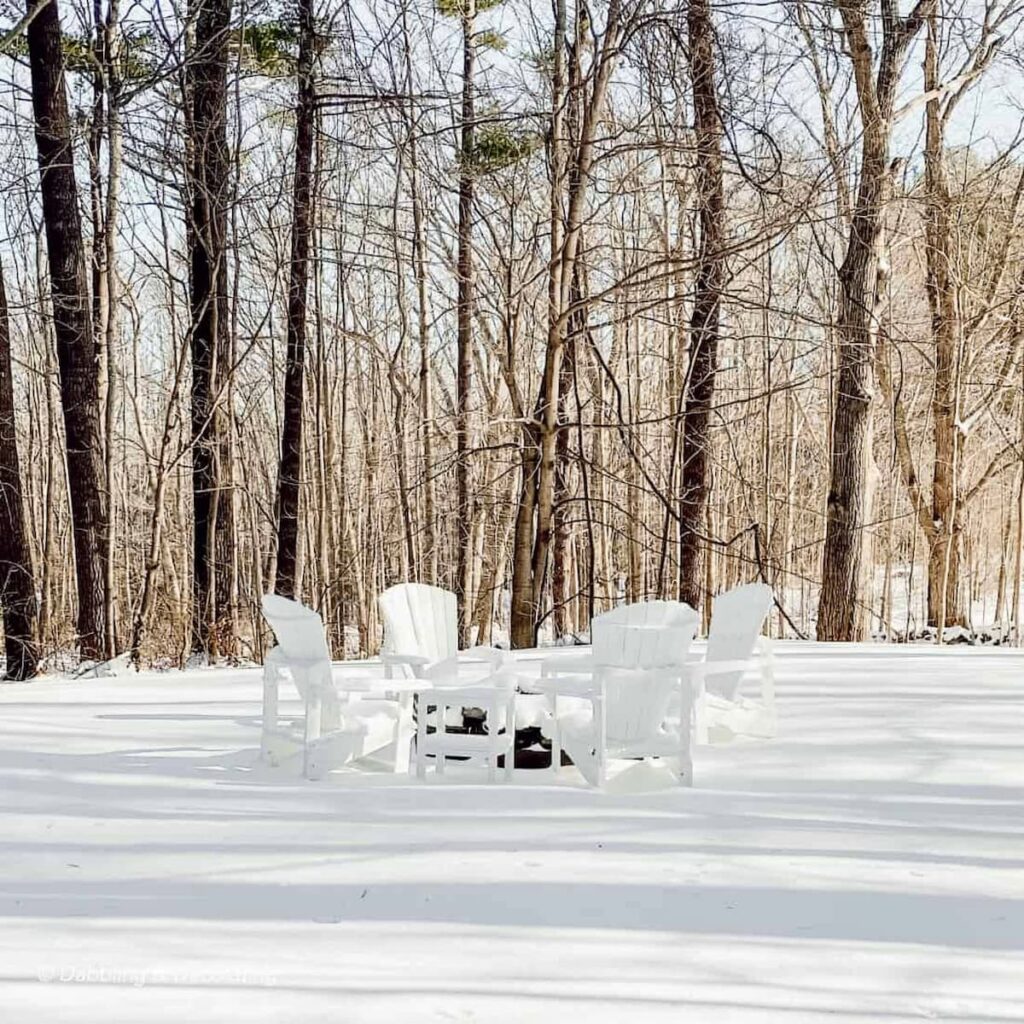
[260,661,280,763]
[416,693,428,780]
[392,692,414,774]
[435,699,446,776]
[505,692,515,781]
[488,701,498,784]
[487,696,503,782]
[678,676,694,787]
[594,684,607,789]
[760,637,777,720]
[303,689,323,781]
[549,691,561,777]
[692,671,709,745]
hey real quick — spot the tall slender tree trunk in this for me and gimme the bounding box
[455,0,476,644]
[552,332,575,638]
[509,0,566,649]
[88,0,122,657]
[923,9,962,631]
[817,1,932,640]
[101,0,122,657]
[510,437,539,648]
[1013,382,1024,642]
[819,172,885,641]
[510,0,623,646]
[678,0,725,610]
[25,0,108,660]
[0,264,39,680]
[187,0,233,654]
[274,0,316,598]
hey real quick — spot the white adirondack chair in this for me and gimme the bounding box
[539,601,700,788]
[260,594,417,779]
[378,583,508,684]
[379,583,519,780]
[689,582,776,742]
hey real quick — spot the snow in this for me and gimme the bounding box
[1,642,1022,1023]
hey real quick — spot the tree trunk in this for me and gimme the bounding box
[552,333,575,638]
[511,0,622,645]
[927,530,962,632]
[817,1,932,640]
[187,0,233,654]
[0,264,39,680]
[818,174,884,640]
[274,0,316,598]
[923,9,963,630]
[25,0,108,660]
[89,0,122,657]
[455,0,476,645]
[678,0,725,610]
[509,437,539,648]
[509,0,565,649]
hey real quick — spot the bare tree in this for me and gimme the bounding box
[454,0,477,644]
[818,0,934,641]
[24,0,109,660]
[677,0,725,610]
[274,0,318,598]
[0,263,39,679]
[187,0,234,655]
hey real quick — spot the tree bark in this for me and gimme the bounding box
[818,0,933,640]
[187,0,233,654]
[274,0,316,598]
[923,8,963,630]
[89,0,122,657]
[25,0,109,660]
[679,0,725,610]
[455,0,476,645]
[0,264,39,680]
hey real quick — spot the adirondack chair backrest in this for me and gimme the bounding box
[379,583,458,667]
[705,582,773,701]
[592,600,699,743]
[261,594,331,667]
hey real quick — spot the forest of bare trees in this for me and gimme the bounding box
[1,0,1023,674]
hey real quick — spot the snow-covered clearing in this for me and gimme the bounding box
[1,643,1022,1022]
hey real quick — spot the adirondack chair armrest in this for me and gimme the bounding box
[531,674,601,699]
[382,651,433,679]
[540,652,593,678]
[461,645,508,670]
[687,657,755,678]
[421,654,461,684]
[424,678,515,706]
[264,645,288,671]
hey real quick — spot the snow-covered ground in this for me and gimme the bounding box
[1,643,1022,1022]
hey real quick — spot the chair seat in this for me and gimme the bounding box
[546,708,683,759]
[700,693,776,740]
